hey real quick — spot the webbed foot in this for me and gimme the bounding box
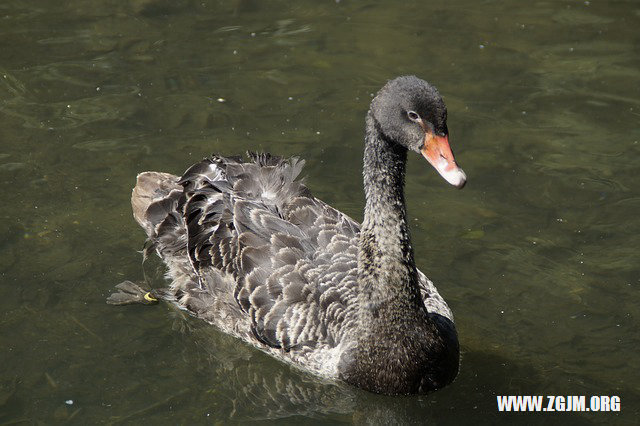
[106,280,160,305]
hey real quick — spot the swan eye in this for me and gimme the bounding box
[407,111,420,122]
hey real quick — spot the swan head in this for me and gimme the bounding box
[370,75,466,188]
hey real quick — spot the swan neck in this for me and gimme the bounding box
[359,112,422,312]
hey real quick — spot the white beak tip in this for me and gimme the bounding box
[441,168,467,188]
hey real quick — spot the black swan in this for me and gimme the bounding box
[108,75,466,395]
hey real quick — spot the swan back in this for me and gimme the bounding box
[132,153,364,375]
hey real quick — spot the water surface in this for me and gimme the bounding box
[1,0,639,424]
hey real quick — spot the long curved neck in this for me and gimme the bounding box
[358,112,424,319]
[341,111,459,395]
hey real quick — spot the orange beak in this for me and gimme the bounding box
[420,133,466,188]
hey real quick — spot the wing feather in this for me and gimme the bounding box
[134,153,364,370]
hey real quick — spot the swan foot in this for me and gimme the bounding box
[106,280,160,306]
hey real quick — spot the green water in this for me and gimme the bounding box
[1,0,639,424]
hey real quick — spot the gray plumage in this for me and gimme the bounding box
[110,76,465,395]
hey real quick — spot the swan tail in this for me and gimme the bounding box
[131,171,183,239]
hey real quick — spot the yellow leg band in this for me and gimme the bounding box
[144,292,158,302]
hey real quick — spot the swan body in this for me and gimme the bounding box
[111,76,466,395]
